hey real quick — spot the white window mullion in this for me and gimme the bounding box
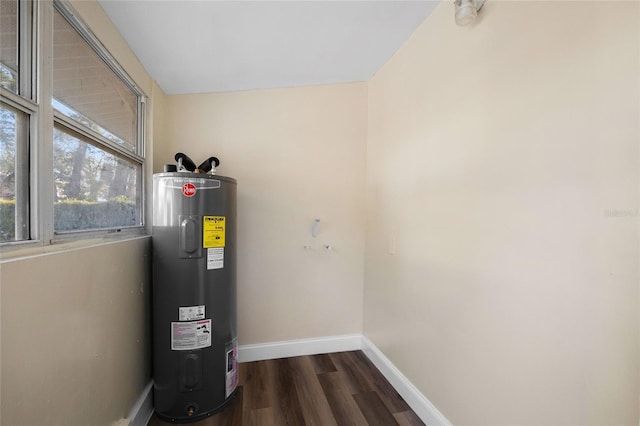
[139,96,148,230]
[18,0,34,100]
[35,0,55,245]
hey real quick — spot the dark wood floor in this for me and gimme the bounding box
[147,350,424,426]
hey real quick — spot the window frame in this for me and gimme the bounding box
[0,0,38,248]
[0,97,32,242]
[0,0,148,253]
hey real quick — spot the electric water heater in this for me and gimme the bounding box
[152,170,238,422]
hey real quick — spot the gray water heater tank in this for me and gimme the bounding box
[152,172,238,422]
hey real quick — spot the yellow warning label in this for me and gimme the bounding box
[203,216,226,248]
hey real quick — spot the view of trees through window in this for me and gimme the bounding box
[0,104,18,242]
[53,126,139,232]
[0,63,17,93]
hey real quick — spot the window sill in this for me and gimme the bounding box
[0,234,150,263]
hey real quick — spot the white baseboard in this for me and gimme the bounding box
[361,336,451,426]
[128,381,153,426]
[238,333,362,363]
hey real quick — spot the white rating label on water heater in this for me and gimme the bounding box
[171,319,212,351]
[178,305,205,321]
[225,338,239,398]
[207,248,224,270]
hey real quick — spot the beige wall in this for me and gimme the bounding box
[158,83,367,344]
[0,1,155,425]
[365,1,639,424]
[0,237,151,426]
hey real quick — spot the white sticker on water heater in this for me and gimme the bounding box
[171,319,212,351]
[225,338,238,398]
[207,247,224,270]
[178,305,205,321]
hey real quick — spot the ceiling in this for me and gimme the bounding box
[97,0,439,95]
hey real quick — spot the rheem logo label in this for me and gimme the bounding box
[182,183,196,197]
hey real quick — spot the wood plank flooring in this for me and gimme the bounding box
[147,350,424,426]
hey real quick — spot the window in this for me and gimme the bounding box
[52,5,144,234]
[1,0,33,97]
[0,101,29,242]
[1,0,34,244]
[0,0,146,250]
[0,0,19,93]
